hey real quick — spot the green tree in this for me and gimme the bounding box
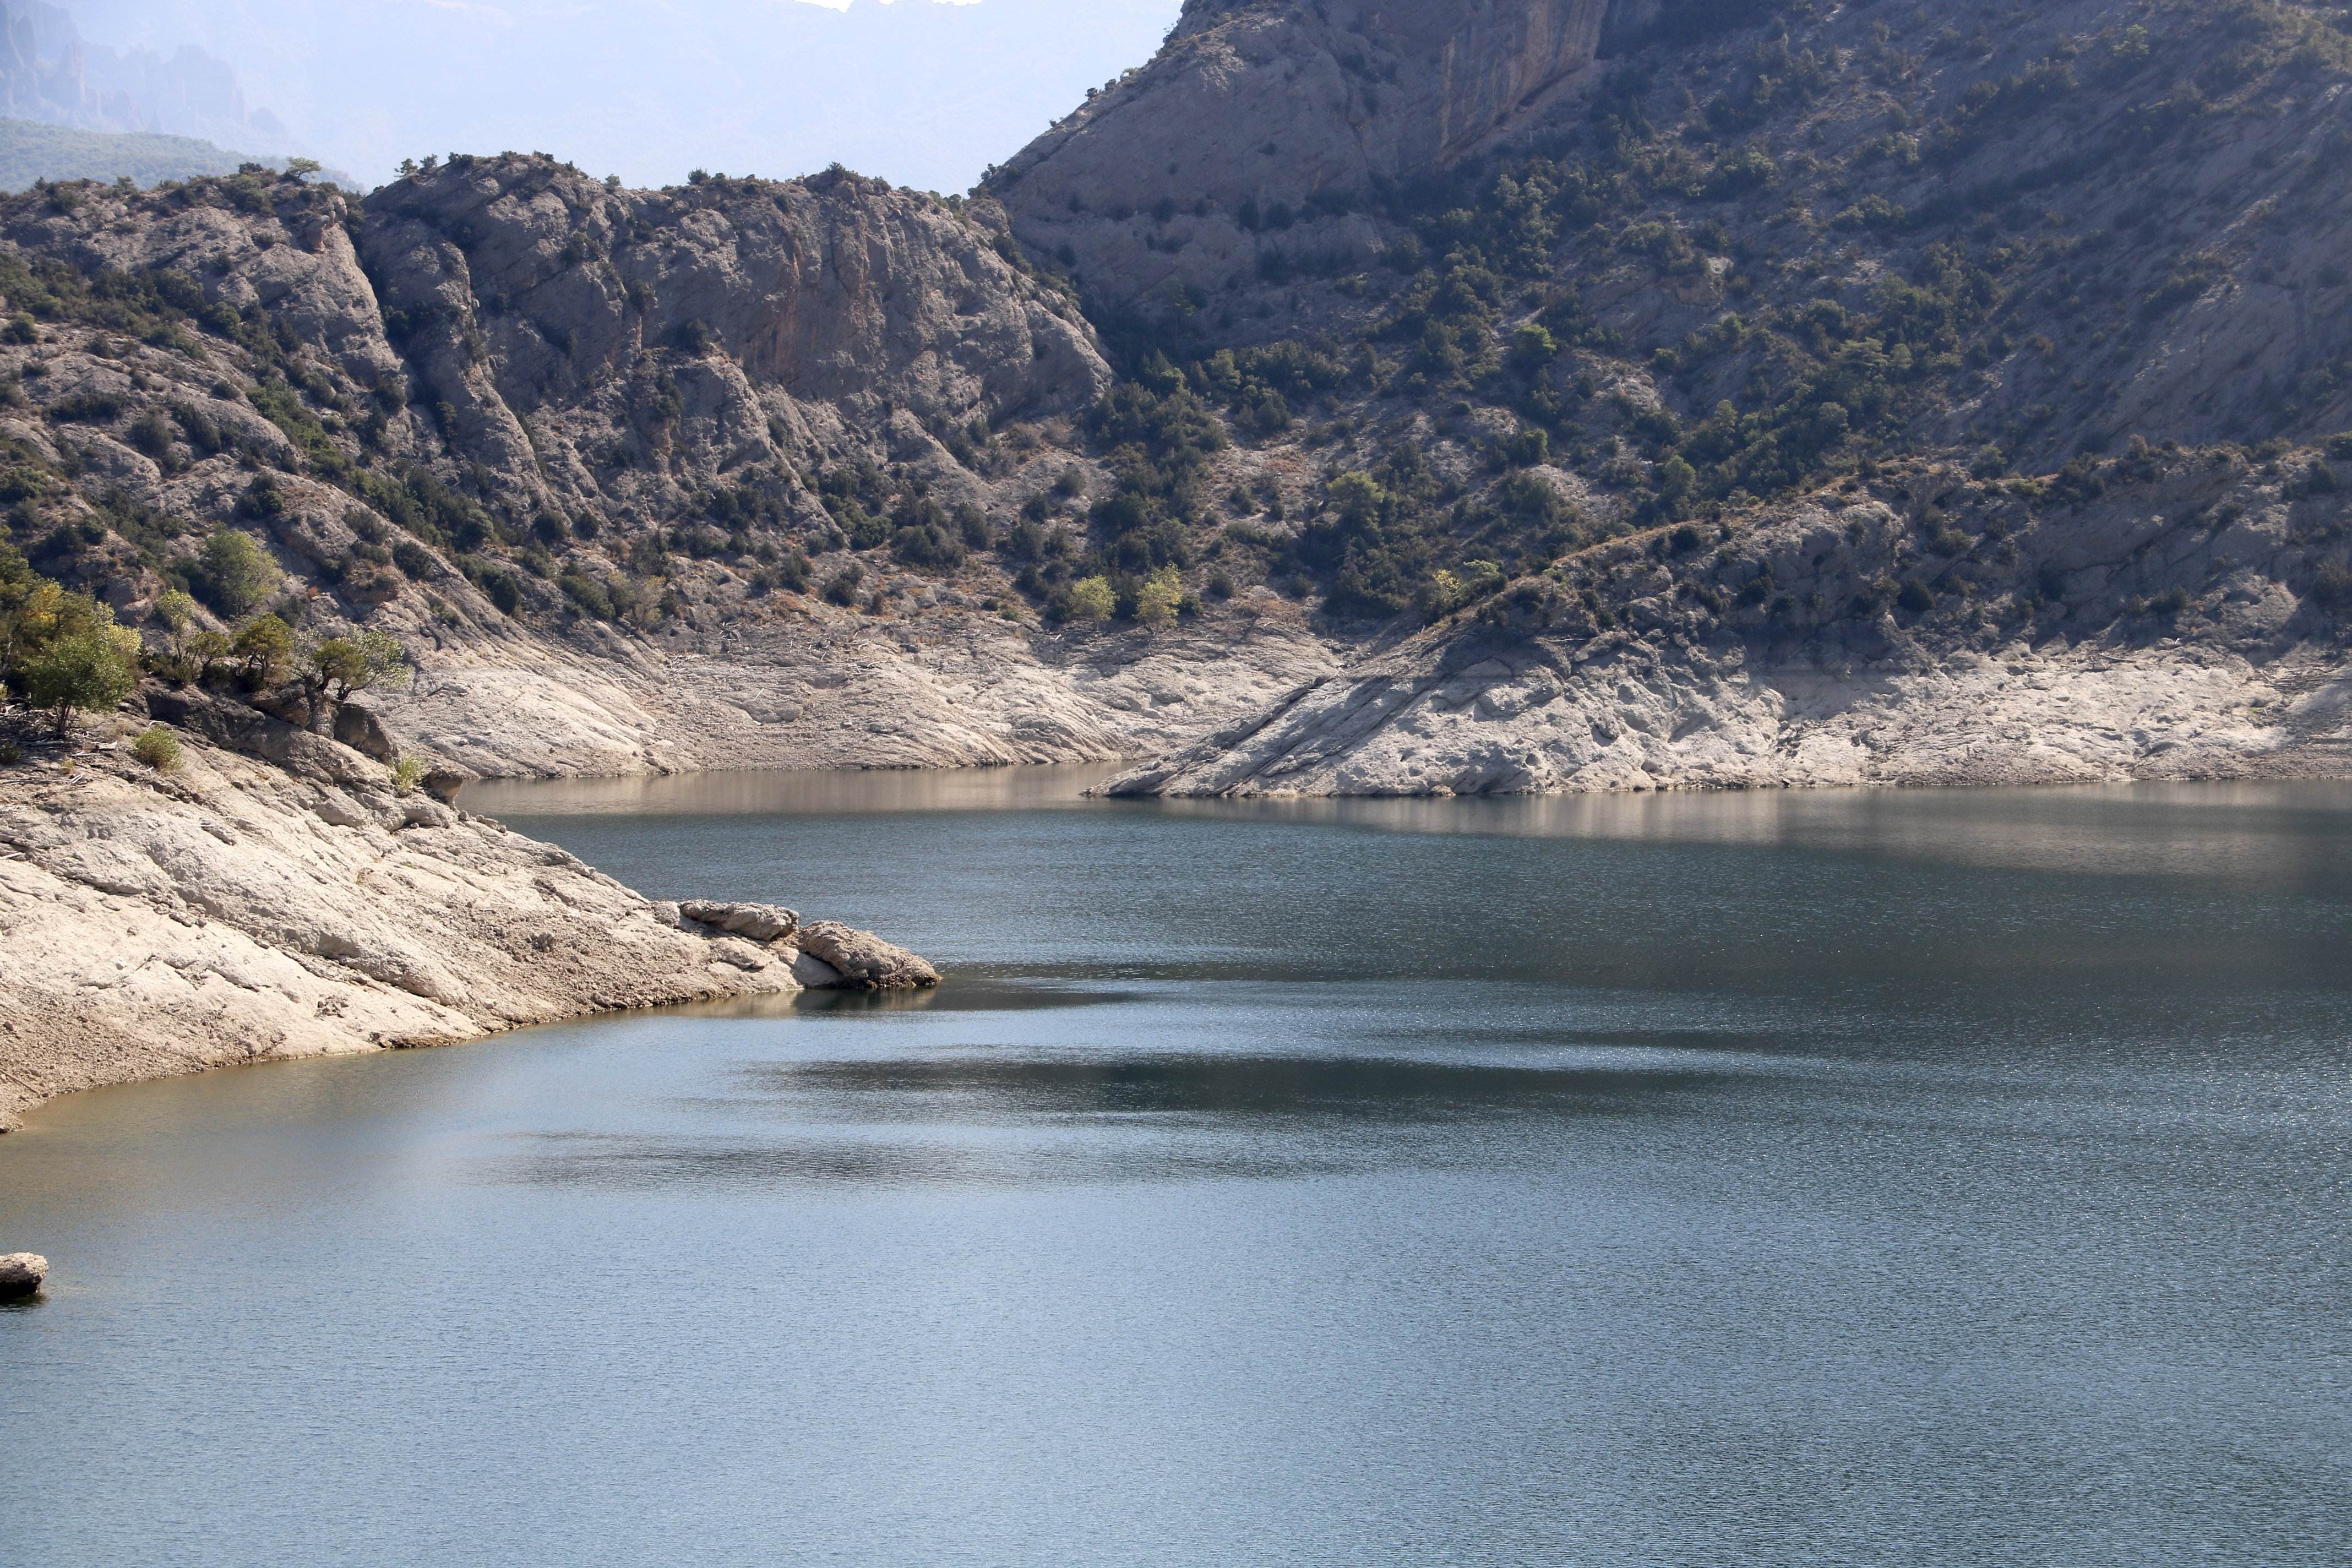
[153,589,199,658]
[20,626,139,737]
[200,530,281,617]
[292,629,410,728]
[232,614,295,688]
[189,629,232,685]
[1066,576,1116,623]
[1134,565,1184,627]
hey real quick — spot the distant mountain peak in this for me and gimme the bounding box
[0,1,292,155]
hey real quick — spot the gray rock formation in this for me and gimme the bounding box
[996,0,1619,308]
[0,1250,45,1299]
[0,717,930,1130]
[358,157,1110,522]
[1115,451,2352,796]
[681,900,799,944]
[795,921,941,991]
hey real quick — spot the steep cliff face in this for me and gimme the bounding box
[995,0,1620,308]
[361,158,1110,523]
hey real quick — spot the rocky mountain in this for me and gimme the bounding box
[0,0,295,155]
[0,157,1330,775]
[0,0,2347,798]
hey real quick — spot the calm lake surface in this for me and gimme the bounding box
[6,771,2350,1566]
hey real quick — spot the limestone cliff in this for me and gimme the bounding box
[995,0,1619,308]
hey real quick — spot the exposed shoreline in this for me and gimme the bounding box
[0,709,933,1134]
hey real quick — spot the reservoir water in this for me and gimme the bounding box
[4,771,2349,1566]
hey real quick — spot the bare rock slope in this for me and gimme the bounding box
[1117,448,2352,796]
[0,716,929,1131]
[997,0,1620,306]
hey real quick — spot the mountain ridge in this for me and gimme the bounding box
[0,0,2348,797]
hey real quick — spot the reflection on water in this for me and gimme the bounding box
[464,760,1129,817]
[473,765,2352,891]
[4,775,2349,1567]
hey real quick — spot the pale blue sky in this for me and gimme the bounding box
[63,0,1183,192]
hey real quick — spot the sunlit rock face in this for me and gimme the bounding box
[994,0,1618,307]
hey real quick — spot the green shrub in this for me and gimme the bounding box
[821,567,864,607]
[391,754,425,793]
[1896,580,1936,614]
[1065,575,1116,623]
[2313,560,2352,610]
[131,726,182,771]
[21,627,139,736]
[198,529,281,616]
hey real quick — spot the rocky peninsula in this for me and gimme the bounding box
[0,696,934,1133]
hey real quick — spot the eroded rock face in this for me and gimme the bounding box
[0,728,816,1131]
[795,921,941,990]
[995,0,1616,306]
[680,900,799,944]
[360,159,1111,519]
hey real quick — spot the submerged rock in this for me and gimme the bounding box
[796,922,941,990]
[0,1253,47,1300]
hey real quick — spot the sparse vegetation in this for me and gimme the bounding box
[130,725,182,770]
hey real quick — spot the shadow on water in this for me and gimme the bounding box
[620,978,1142,1025]
[728,1051,1732,1120]
[477,1051,1733,1193]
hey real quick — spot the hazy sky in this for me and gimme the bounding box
[62,0,1184,193]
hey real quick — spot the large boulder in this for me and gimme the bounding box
[334,703,398,762]
[796,922,940,990]
[0,1253,47,1300]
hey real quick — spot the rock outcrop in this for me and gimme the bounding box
[1115,450,2352,796]
[678,899,932,989]
[0,1250,45,1299]
[996,0,1618,307]
[793,921,941,991]
[0,714,932,1131]
[681,900,800,945]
